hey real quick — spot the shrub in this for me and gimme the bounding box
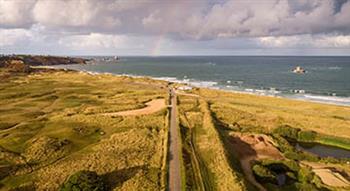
[283,160,300,172]
[273,125,300,140]
[60,171,106,191]
[297,167,314,183]
[284,151,303,160]
[252,163,275,182]
[298,131,317,142]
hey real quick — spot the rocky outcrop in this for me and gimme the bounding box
[3,60,31,73]
[0,55,89,67]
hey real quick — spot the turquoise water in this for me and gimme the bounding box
[55,56,350,106]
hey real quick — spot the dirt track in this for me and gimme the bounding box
[103,99,166,116]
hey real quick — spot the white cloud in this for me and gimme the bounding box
[2,0,350,39]
[257,34,350,48]
[0,0,35,27]
[1,0,350,55]
[58,33,126,49]
[258,36,303,47]
[142,11,162,27]
[0,28,32,46]
[33,0,121,29]
[314,35,350,48]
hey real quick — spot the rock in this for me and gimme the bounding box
[4,60,31,73]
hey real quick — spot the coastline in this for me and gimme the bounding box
[49,65,350,107]
[2,64,350,190]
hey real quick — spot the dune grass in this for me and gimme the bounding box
[178,95,246,191]
[192,88,350,191]
[0,70,169,190]
[195,88,350,139]
[2,68,349,191]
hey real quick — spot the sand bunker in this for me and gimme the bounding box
[104,99,166,116]
[302,162,350,188]
[229,133,283,160]
[228,133,283,191]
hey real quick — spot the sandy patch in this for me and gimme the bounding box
[302,162,350,188]
[103,99,166,116]
[229,133,283,160]
[228,133,284,191]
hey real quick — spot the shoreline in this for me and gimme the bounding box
[46,65,350,107]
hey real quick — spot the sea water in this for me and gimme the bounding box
[55,56,350,106]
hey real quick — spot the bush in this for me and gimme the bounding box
[298,131,317,142]
[252,163,276,183]
[273,125,300,140]
[60,171,106,191]
[284,151,303,160]
[297,167,314,183]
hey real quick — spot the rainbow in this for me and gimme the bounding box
[151,34,165,56]
[149,1,184,56]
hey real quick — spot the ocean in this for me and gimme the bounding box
[55,56,350,106]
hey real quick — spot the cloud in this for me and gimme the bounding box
[0,0,36,28]
[1,0,350,55]
[0,28,32,46]
[314,35,350,47]
[58,33,126,49]
[257,34,350,48]
[180,0,350,39]
[33,0,121,30]
[1,0,350,38]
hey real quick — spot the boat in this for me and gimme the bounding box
[292,66,306,73]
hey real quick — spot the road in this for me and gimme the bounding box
[168,88,182,191]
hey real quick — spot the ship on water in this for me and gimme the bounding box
[292,66,306,73]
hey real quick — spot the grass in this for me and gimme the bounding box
[2,67,350,191]
[178,95,246,190]
[196,88,350,139]
[316,135,350,151]
[187,88,350,190]
[0,69,169,190]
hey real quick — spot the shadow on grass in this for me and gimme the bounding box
[102,165,144,190]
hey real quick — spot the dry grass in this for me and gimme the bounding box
[178,95,246,191]
[0,70,168,190]
[103,98,166,116]
[197,88,350,139]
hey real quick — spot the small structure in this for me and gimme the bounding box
[292,66,306,74]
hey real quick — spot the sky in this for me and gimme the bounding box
[1,0,350,56]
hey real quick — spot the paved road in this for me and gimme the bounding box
[168,89,182,191]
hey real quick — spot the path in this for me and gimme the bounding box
[103,99,165,116]
[168,88,182,191]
